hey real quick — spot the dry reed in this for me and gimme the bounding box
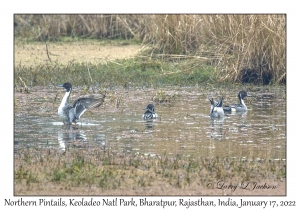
[14,14,286,84]
[142,15,286,84]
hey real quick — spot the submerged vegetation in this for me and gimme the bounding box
[14,14,286,86]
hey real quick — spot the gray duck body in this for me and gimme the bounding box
[223,90,250,113]
[142,104,158,120]
[58,82,105,125]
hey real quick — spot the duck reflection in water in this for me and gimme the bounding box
[144,120,154,129]
[58,125,107,151]
[57,125,87,151]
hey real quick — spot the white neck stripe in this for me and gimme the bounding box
[241,98,246,106]
[61,91,70,106]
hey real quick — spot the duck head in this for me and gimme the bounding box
[144,104,155,113]
[59,82,72,92]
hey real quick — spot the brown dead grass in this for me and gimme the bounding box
[15,40,141,67]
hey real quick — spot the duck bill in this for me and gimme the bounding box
[58,84,64,87]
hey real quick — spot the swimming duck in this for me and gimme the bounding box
[57,82,105,125]
[209,97,224,119]
[223,90,250,113]
[142,104,158,120]
[209,98,218,115]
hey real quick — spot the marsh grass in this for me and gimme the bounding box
[15,14,285,85]
[143,15,286,85]
[14,58,216,89]
[14,14,141,41]
[14,147,285,194]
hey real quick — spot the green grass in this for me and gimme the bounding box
[14,58,217,89]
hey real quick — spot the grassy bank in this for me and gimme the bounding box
[14,147,286,195]
[15,57,217,89]
[14,14,286,85]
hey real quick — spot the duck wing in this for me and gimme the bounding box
[71,94,105,119]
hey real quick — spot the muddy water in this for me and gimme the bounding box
[14,86,286,161]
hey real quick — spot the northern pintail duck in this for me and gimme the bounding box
[223,90,250,113]
[58,82,105,125]
[142,104,158,120]
[209,97,224,119]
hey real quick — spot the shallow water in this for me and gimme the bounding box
[14,86,286,161]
